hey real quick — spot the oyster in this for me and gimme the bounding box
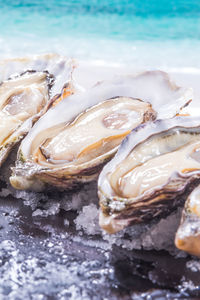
[0,53,76,101]
[98,117,200,234]
[0,71,53,166]
[175,185,200,256]
[10,71,192,191]
[0,54,76,167]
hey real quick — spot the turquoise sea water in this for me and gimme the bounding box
[1,0,200,68]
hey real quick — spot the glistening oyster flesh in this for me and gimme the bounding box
[0,54,76,167]
[98,117,200,234]
[10,71,192,191]
[0,71,53,166]
[175,184,200,256]
[0,53,76,100]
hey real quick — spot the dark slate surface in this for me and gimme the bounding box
[0,193,199,300]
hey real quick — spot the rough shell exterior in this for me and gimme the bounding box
[98,117,200,234]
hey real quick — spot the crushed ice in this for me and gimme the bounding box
[75,203,186,255]
[0,238,114,300]
[74,204,102,236]
[0,156,193,256]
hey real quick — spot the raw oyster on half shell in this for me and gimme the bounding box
[0,54,75,167]
[10,71,192,191]
[0,71,52,166]
[175,185,200,256]
[0,53,76,100]
[98,117,200,234]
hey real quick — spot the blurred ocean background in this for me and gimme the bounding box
[0,0,200,70]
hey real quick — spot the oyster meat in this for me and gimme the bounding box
[10,71,192,191]
[98,117,200,234]
[175,185,200,256]
[0,53,76,100]
[0,54,76,167]
[0,71,52,166]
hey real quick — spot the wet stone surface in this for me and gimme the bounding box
[0,191,199,299]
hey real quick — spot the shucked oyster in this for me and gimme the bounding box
[175,185,200,256]
[0,54,75,167]
[0,71,52,166]
[98,117,200,234]
[10,71,192,191]
[0,53,76,101]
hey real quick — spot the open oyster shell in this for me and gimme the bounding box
[98,117,200,234]
[175,185,200,256]
[0,71,52,166]
[0,53,76,101]
[10,71,192,191]
[0,54,76,167]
